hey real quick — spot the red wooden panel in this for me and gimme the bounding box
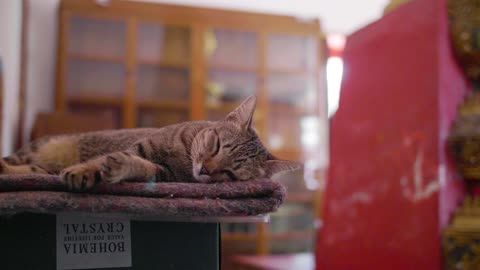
[317,0,468,269]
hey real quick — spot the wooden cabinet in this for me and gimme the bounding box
[55,0,327,256]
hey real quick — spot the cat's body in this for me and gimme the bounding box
[5,123,209,181]
[0,96,298,191]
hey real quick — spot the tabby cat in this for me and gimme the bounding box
[0,96,299,191]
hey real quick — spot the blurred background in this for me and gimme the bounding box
[2,0,477,269]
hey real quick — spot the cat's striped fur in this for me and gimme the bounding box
[0,96,299,191]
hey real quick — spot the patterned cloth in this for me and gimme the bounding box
[0,174,285,217]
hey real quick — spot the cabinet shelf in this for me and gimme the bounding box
[68,95,123,106]
[207,65,313,76]
[139,59,190,69]
[270,229,315,241]
[69,53,124,64]
[270,103,314,116]
[269,68,315,76]
[69,53,191,69]
[206,101,242,112]
[208,64,258,73]
[138,100,190,110]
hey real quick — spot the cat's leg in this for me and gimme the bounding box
[0,136,80,175]
[0,159,50,174]
[0,144,51,174]
[60,151,162,191]
[101,151,162,183]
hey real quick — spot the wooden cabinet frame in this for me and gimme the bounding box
[55,0,324,127]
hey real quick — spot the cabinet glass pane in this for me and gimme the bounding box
[137,66,189,101]
[268,105,303,151]
[205,29,258,121]
[137,23,190,105]
[138,24,190,65]
[268,74,318,112]
[269,203,315,253]
[69,17,126,58]
[206,29,257,68]
[67,59,125,97]
[138,109,189,128]
[268,34,317,72]
[267,74,317,151]
[207,71,256,103]
[206,70,257,121]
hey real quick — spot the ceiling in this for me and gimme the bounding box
[136,0,390,34]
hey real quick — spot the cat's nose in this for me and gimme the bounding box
[200,165,209,175]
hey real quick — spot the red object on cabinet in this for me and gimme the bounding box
[317,0,468,269]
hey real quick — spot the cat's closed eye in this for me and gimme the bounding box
[212,135,220,157]
[208,129,221,157]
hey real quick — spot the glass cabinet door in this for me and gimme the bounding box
[67,17,126,98]
[136,23,191,127]
[205,29,259,121]
[66,16,127,127]
[267,34,319,155]
[266,34,322,254]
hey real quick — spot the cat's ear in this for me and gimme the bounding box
[225,95,257,130]
[265,159,302,177]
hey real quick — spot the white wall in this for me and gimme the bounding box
[21,0,390,146]
[0,0,23,155]
[23,0,59,147]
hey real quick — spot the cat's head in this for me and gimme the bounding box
[191,95,301,183]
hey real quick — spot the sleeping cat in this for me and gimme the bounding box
[0,96,299,191]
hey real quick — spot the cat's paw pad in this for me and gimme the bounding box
[60,164,102,191]
[101,152,129,183]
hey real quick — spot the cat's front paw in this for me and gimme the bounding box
[60,164,102,191]
[101,152,129,184]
